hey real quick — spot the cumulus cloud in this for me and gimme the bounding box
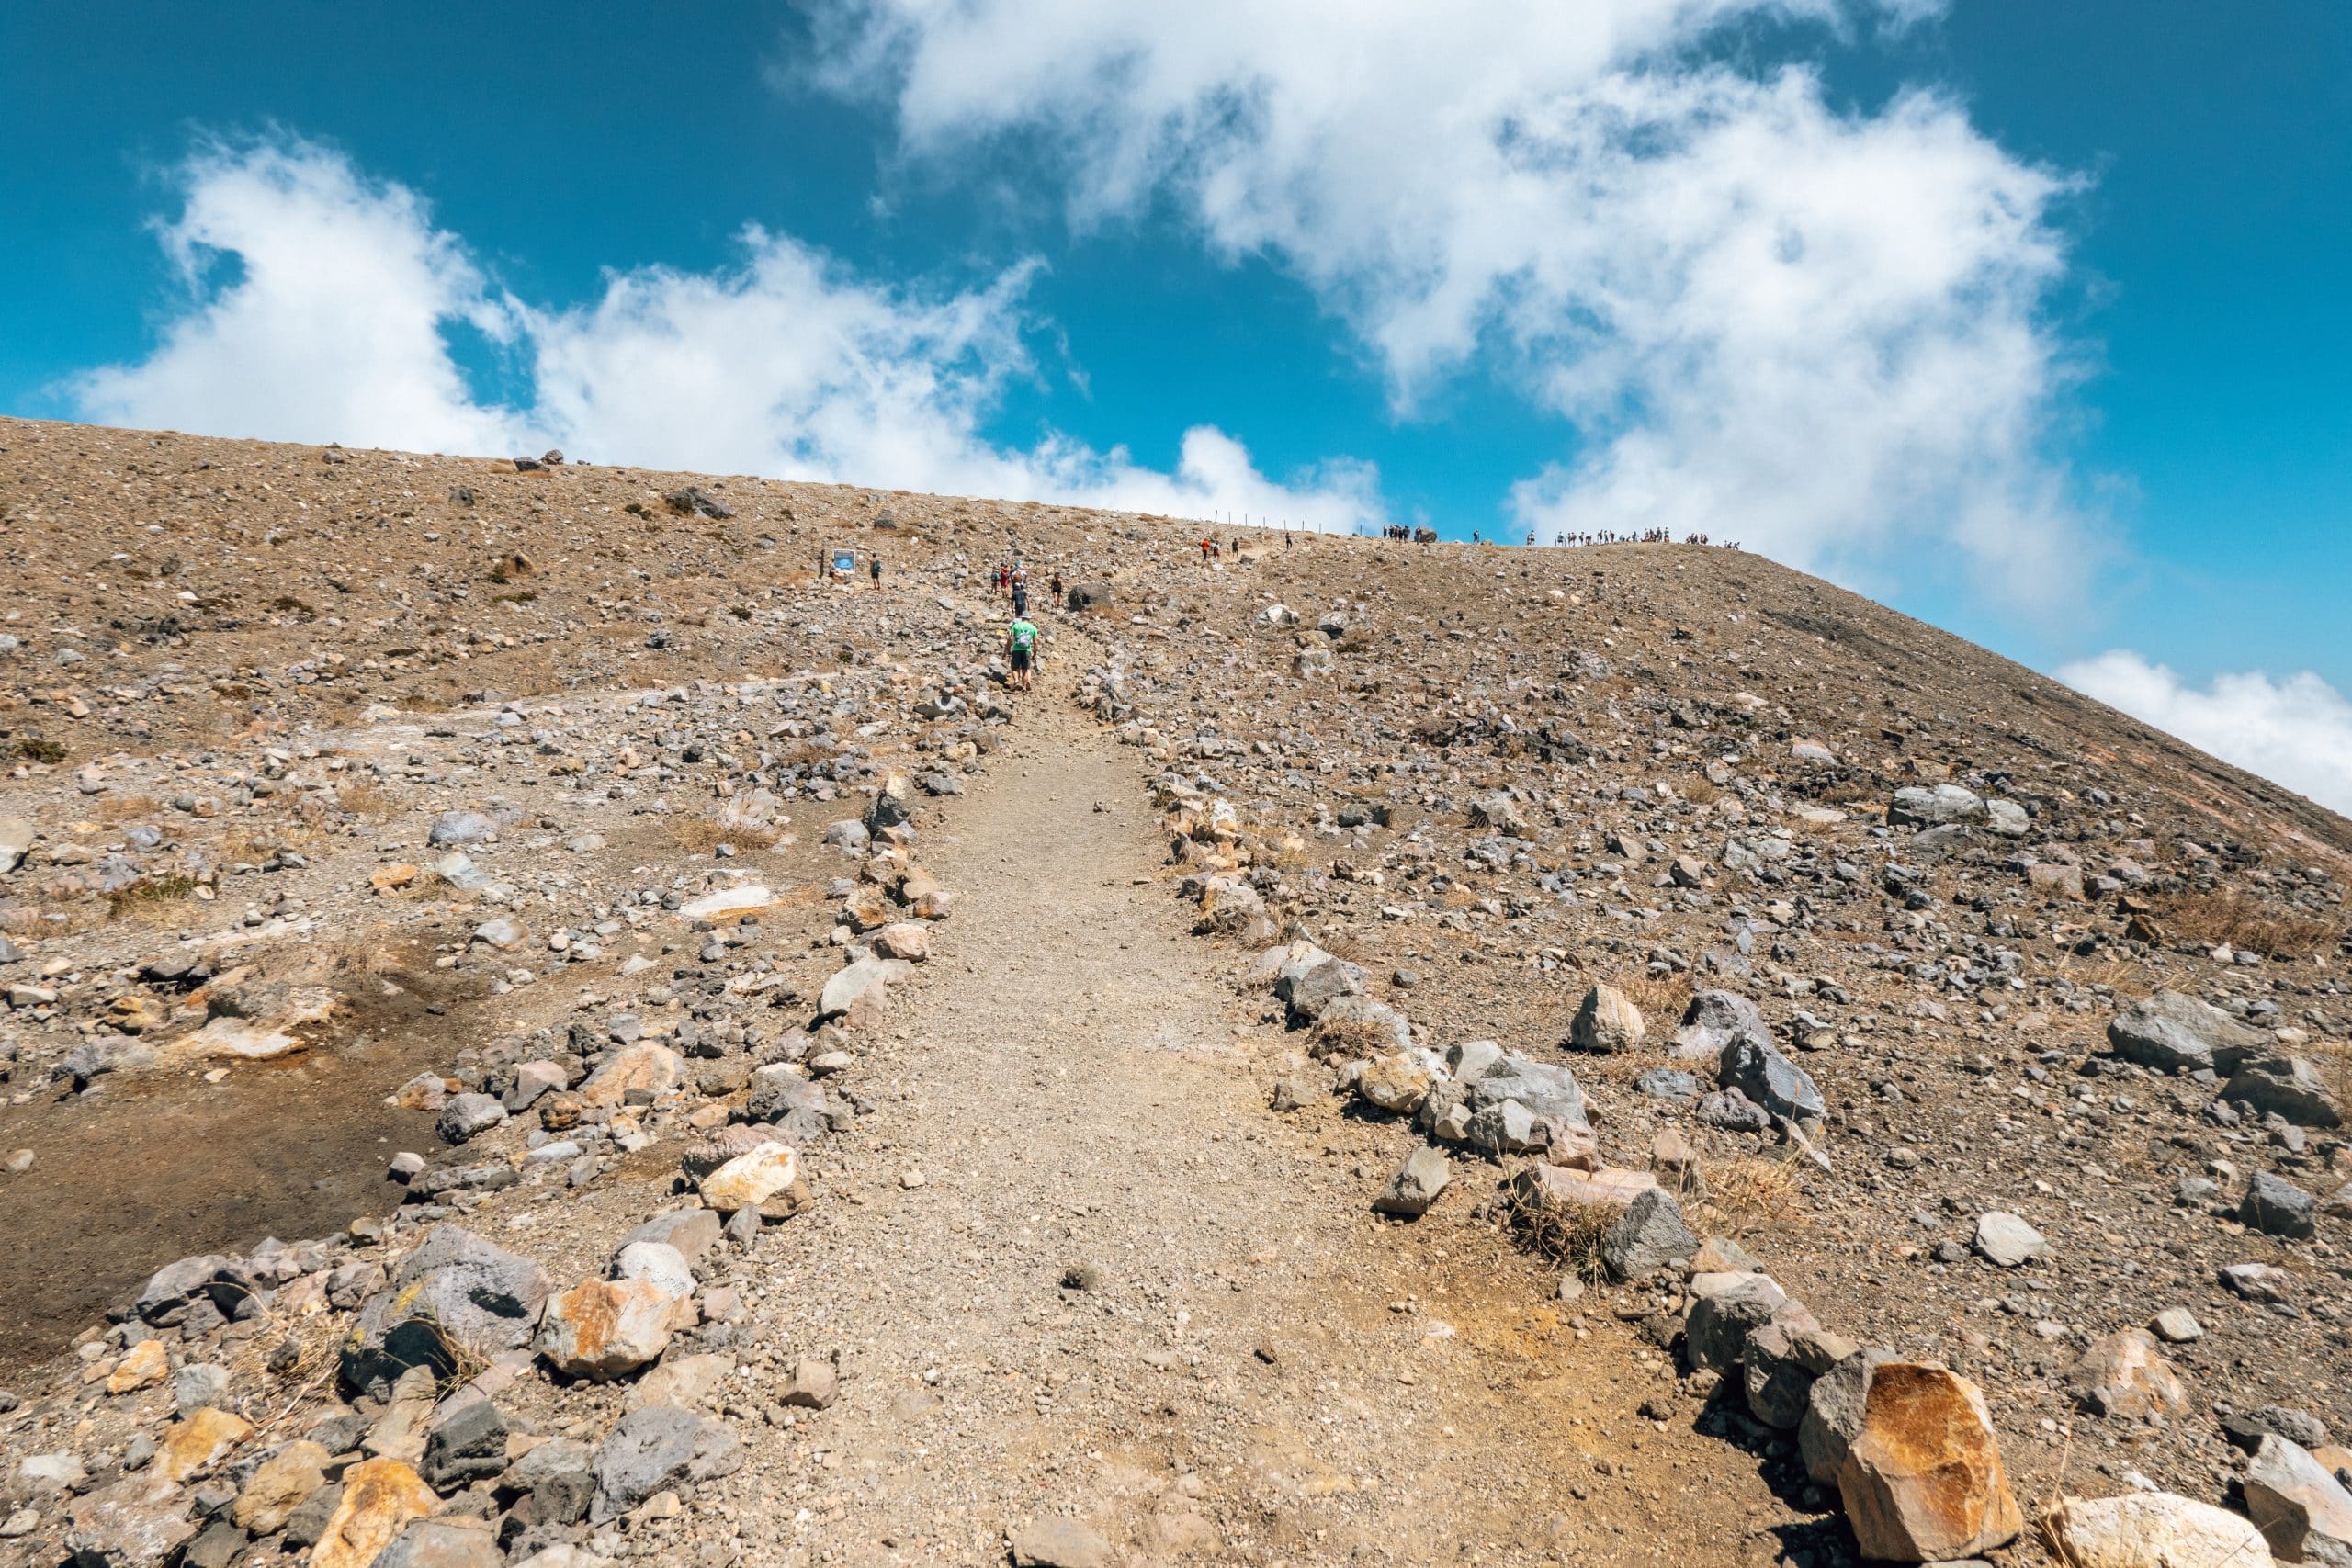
[820,0,2098,601]
[2060,650,2352,817]
[70,139,1380,531]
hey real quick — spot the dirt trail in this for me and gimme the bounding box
[723,672,1794,1566]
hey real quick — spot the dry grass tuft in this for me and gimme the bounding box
[334,779,401,820]
[1679,775,1721,806]
[88,794,162,826]
[1308,1013,1403,1061]
[1705,1156,1805,1225]
[2148,886,2339,959]
[1611,968,1694,1019]
[15,736,68,765]
[1507,1189,1616,1282]
[667,815,779,853]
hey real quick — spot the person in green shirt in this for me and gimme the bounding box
[1005,615,1039,692]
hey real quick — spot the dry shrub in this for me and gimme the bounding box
[1814,774,1883,807]
[89,794,162,825]
[15,736,67,764]
[1308,1013,1401,1061]
[2149,887,2339,959]
[1679,775,1721,806]
[1705,1156,1804,1225]
[667,815,779,853]
[334,779,401,819]
[1611,967,1693,1019]
[106,874,200,923]
[1508,1189,1616,1282]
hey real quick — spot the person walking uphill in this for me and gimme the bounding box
[870,554,883,590]
[1005,612,1039,693]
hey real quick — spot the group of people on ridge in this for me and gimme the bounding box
[993,558,1055,694]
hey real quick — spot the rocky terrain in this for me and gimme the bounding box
[1,413,2349,1567]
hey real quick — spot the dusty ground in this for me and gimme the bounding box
[2,417,2349,1568]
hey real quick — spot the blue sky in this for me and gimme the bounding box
[4,2,2350,807]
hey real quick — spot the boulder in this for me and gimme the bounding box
[373,1515,503,1567]
[537,1280,687,1382]
[155,1406,253,1483]
[341,1226,551,1397]
[2065,1328,2189,1419]
[1890,784,1986,827]
[419,1400,509,1491]
[1718,1033,1825,1124]
[63,1483,198,1568]
[1599,1188,1699,1280]
[1836,1362,2022,1562]
[1801,1348,1894,1484]
[1746,1320,1855,1431]
[590,1406,741,1524]
[232,1439,330,1533]
[310,1457,440,1568]
[2243,1170,2320,1239]
[1569,984,1645,1054]
[696,1141,809,1220]
[2244,1434,2352,1565]
[1684,1271,1792,1373]
[1354,1054,1432,1114]
[816,955,909,1027]
[1278,954,1367,1024]
[2040,1491,2271,1568]
[2227,1054,2343,1129]
[575,1043,685,1109]
[1373,1147,1451,1217]
[2107,991,2267,1075]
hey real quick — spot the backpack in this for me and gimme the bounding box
[1011,621,1036,653]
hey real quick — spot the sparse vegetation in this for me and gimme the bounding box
[2149,886,2339,958]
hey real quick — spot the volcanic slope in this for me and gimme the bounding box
[0,415,2347,1568]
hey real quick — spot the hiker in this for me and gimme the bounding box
[1012,579,1028,618]
[869,555,883,590]
[1049,570,1065,602]
[1005,612,1039,692]
[1199,537,1214,566]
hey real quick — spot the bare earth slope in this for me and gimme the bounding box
[0,416,2348,1568]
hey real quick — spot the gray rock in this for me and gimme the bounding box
[2107,990,2267,1075]
[1313,994,1413,1055]
[1373,1147,1451,1217]
[0,818,34,874]
[1890,784,1986,828]
[2242,1170,2319,1239]
[1569,984,1645,1053]
[279,1480,344,1550]
[374,1515,503,1568]
[1600,1188,1699,1280]
[1685,1271,1792,1372]
[2244,1434,2352,1566]
[1747,1320,1854,1430]
[435,1093,507,1145]
[1984,799,2030,836]
[342,1226,551,1397]
[1467,1055,1588,1126]
[2226,1054,2344,1128]
[1634,1067,1700,1104]
[1800,1348,1894,1484]
[427,811,495,847]
[624,1209,724,1267]
[1277,955,1368,1024]
[1972,1212,2047,1267]
[420,1400,509,1491]
[1696,1089,1772,1132]
[591,1405,741,1523]
[1462,1100,1553,1158]
[172,1362,230,1416]
[503,1438,594,1528]
[133,1254,254,1326]
[1717,1034,1825,1124]
[821,820,870,852]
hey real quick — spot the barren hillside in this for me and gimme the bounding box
[1,415,2347,1568]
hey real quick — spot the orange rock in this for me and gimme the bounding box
[105,1338,169,1394]
[156,1406,254,1483]
[370,863,419,892]
[1837,1362,2022,1562]
[309,1457,437,1568]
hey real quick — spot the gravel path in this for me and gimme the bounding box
[713,675,1789,1566]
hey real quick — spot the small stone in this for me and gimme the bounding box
[1373,1147,1452,1217]
[105,1338,169,1394]
[2241,1170,2319,1238]
[781,1357,838,1410]
[1971,1212,2046,1268]
[1010,1517,1114,1568]
[232,1439,331,1534]
[1569,984,1645,1053]
[2150,1307,2202,1344]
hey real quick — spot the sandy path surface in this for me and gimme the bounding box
[713,673,1792,1566]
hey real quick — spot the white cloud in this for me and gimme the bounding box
[70,139,1380,532]
[820,0,2098,602]
[2060,650,2352,817]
